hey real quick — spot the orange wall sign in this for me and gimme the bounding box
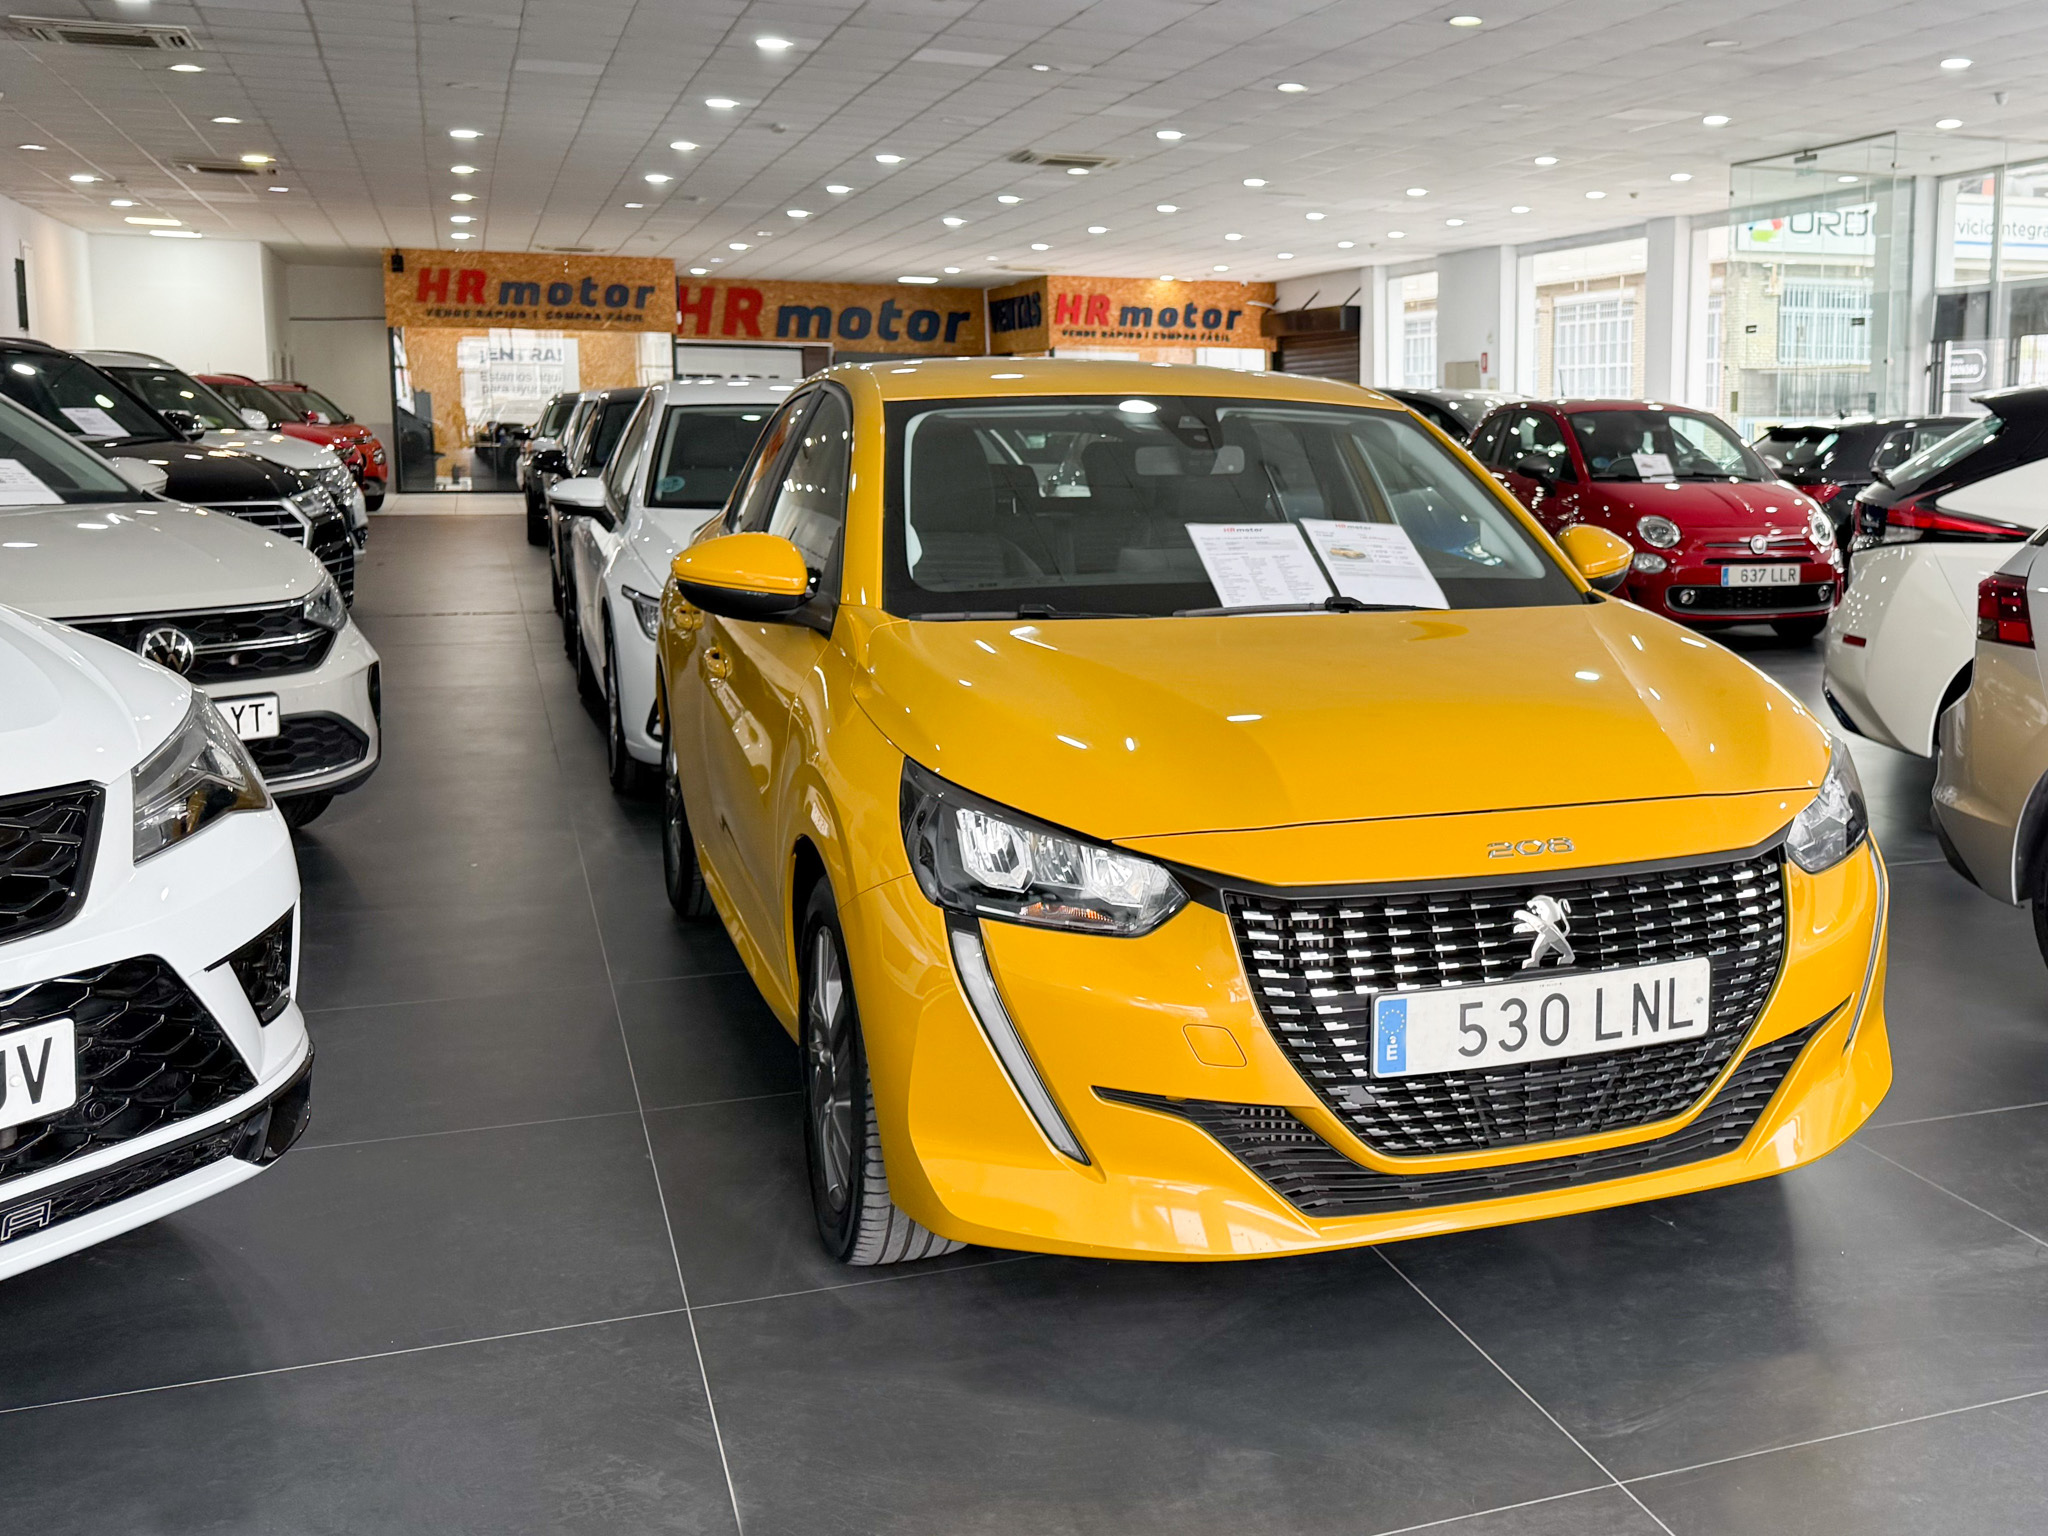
[676,278,987,355]
[385,248,679,330]
[988,275,1276,354]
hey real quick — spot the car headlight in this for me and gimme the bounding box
[1808,508,1835,546]
[900,762,1186,936]
[132,694,270,862]
[623,585,662,641]
[1785,737,1869,874]
[302,575,348,631]
[1636,514,1681,549]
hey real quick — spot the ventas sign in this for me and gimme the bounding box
[385,249,680,331]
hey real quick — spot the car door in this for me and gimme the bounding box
[1494,408,1580,530]
[581,396,655,666]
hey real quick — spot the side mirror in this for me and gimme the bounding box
[302,409,329,425]
[1558,525,1633,594]
[548,475,608,512]
[159,408,207,440]
[1513,454,1558,485]
[528,435,558,456]
[532,447,568,476]
[110,457,171,497]
[670,533,813,619]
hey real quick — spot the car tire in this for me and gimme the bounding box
[279,793,333,829]
[2030,856,2048,971]
[604,622,648,795]
[800,880,965,1267]
[1772,617,1828,642]
[363,490,384,513]
[661,727,715,920]
[524,490,546,547]
[573,616,600,702]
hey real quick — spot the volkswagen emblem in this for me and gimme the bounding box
[1749,533,1770,554]
[1513,894,1575,970]
[138,625,196,675]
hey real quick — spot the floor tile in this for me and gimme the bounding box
[617,971,798,1111]
[299,893,610,1010]
[1370,1485,1664,1536]
[1863,1102,2048,1240]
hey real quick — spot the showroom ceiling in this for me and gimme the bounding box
[2,0,2047,282]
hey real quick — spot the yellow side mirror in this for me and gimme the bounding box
[1558,524,1633,595]
[670,533,814,619]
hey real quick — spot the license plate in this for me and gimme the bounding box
[215,694,281,740]
[0,1018,77,1132]
[1370,958,1711,1078]
[1720,563,1800,587]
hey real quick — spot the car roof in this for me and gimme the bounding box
[643,379,794,407]
[831,355,1401,409]
[196,371,261,384]
[78,349,175,369]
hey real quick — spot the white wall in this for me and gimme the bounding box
[0,191,93,348]
[86,234,274,374]
[277,259,390,461]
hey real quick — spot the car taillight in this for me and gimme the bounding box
[1879,500,2030,545]
[1978,572,2035,647]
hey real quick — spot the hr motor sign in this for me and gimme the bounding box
[385,249,679,331]
[676,279,988,356]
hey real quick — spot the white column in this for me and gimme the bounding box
[1642,215,1692,404]
[1360,265,1389,386]
[1436,245,1514,389]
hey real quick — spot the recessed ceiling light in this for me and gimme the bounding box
[1705,38,1738,47]
[729,242,749,250]
[1213,263,1230,271]
[1533,155,1558,166]
[645,173,672,184]
[1224,231,1243,241]
[1936,117,1963,130]
[1445,217,1465,226]
[756,35,792,51]
[1066,166,1089,175]
[1087,225,1108,234]
[1448,14,1482,25]
[17,144,44,152]
[151,228,203,237]
[1387,230,1406,238]
[211,116,241,125]
[1030,242,1050,250]
[876,153,904,165]
[670,140,698,153]
[1585,189,1607,199]
[624,202,644,209]
[1276,252,1294,259]
[450,214,475,223]
[944,266,961,273]
[1031,63,1052,71]
[109,198,135,207]
[1941,57,1972,70]
[125,215,180,226]
[706,97,738,110]
[450,192,474,201]
[1701,114,1730,127]
[1337,240,1355,248]
[899,275,938,284]
[1305,211,1325,221]
[754,230,773,237]
[1510,204,1530,213]
[67,173,97,183]
[689,266,709,275]
[1670,172,1693,182]
[168,63,204,72]
[826,183,851,194]
[1156,203,1178,213]
[1160,273,1176,281]
[940,215,964,227]
[450,231,473,240]
[1242,177,1266,187]
[1406,186,1428,197]
[709,257,723,263]
[267,185,288,193]
[450,127,481,139]
[996,194,1021,204]
[1156,129,1184,140]
[449,163,475,174]
[1837,174,1860,184]
[789,208,811,218]
[1276,82,1306,92]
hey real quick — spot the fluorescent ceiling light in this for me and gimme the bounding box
[150,228,202,236]
[450,128,481,139]
[267,185,288,193]
[450,232,473,240]
[17,144,44,151]
[109,198,135,207]
[900,275,938,284]
[1213,264,1229,271]
[1838,174,1860,184]
[997,194,1021,204]
[125,215,180,225]
[1387,230,1406,238]
[1066,166,1088,175]
[624,202,644,209]
[1445,217,1465,226]
[67,173,97,183]
[689,266,708,275]
[449,214,475,223]
[728,241,749,250]
[944,266,960,273]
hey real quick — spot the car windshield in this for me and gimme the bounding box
[0,350,170,444]
[103,367,245,432]
[285,385,351,423]
[0,395,149,504]
[536,395,576,439]
[647,405,770,507]
[1884,414,2001,495]
[883,395,1580,618]
[1754,426,1840,472]
[211,380,298,426]
[1567,409,1769,482]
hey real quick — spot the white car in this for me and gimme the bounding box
[0,601,313,1281]
[557,380,786,788]
[80,350,369,543]
[1823,392,2048,757]
[0,396,381,827]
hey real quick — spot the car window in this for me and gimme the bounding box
[0,394,147,502]
[1468,414,1509,465]
[1756,427,1838,473]
[762,389,851,572]
[537,395,576,439]
[601,396,656,512]
[882,394,1580,617]
[211,380,297,425]
[1567,409,1769,482]
[579,394,642,476]
[105,368,244,432]
[1501,410,1576,481]
[0,351,168,443]
[1870,430,1916,474]
[726,392,813,533]
[646,404,772,509]
[290,386,351,423]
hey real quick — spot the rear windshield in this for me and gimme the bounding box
[0,395,146,503]
[1884,415,2000,495]
[882,395,1579,619]
[1567,409,1770,482]
[211,380,299,425]
[647,405,770,508]
[0,350,169,444]
[104,367,245,432]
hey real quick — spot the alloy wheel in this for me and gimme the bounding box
[806,925,857,1217]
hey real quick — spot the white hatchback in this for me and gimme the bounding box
[0,602,312,1281]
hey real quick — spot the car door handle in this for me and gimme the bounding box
[702,646,730,681]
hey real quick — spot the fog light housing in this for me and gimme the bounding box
[1631,551,1668,573]
[1674,588,1696,605]
[218,909,294,1024]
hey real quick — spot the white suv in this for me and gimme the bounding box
[0,395,380,827]
[0,602,312,1280]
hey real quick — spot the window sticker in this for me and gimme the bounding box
[59,406,126,437]
[1184,522,1333,608]
[0,458,59,506]
[1632,451,1675,481]
[1301,520,1450,609]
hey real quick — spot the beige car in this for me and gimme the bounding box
[1931,539,2048,957]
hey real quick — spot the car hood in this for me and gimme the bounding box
[854,601,1828,841]
[0,501,325,619]
[0,603,186,789]
[98,441,304,500]
[1589,479,1817,536]
[202,429,339,471]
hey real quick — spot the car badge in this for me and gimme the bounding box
[138,625,197,675]
[1749,533,1770,554]
[1513,894,1574,970]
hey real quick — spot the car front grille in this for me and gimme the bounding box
[1096,1019,1822,1219]
[0,784,100,945]
[1223,851,1788,1157]
[246,712,369,784]
[1668,582,1835,613]
[209,498,308,542]
[210,494,355,601]
[67,600,335,684]
[0,957,256,1182]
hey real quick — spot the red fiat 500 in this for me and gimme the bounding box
[200,373,389,510]
[1467,400,1842,638]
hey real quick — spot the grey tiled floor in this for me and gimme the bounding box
[4,515,2047,1533]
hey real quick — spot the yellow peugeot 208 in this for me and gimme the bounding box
[654,359,1891,1266]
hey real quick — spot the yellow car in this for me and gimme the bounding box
[654,359,1891,1265]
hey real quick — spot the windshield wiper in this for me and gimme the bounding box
[1173,595,1422,617]
[914,603,1151,621]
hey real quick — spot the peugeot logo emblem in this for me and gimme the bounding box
[1749,533,1770,554]
[138,625,196,675]
[1513,894,1575,970]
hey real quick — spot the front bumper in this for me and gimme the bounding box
[845,833,1889,1260]
[1630,559,1838,620]
[607,585,662,765]
[198,618,382,799]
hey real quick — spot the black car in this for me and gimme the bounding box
[547,385,644,634]
[1381,387,1526,443]
[1851,390,2048,552]
[1754,416,1974,544]
[519,390,581,546]
[0,340,358,601]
